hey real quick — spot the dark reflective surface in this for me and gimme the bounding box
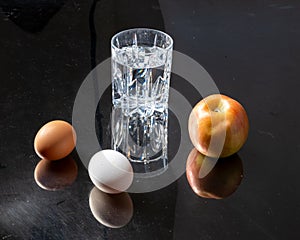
[1,0,300,239]
[1,0,67,33]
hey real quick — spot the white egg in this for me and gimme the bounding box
[88,150,133,194]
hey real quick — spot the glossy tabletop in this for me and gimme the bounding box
[0,0,299,239]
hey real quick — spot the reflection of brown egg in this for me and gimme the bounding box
[186,148,243,199]
[89,187,133,228]
[34,156,78,191]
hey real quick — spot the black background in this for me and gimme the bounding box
[0,0,299,239]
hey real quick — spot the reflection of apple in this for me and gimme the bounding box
[186,148,243,199]
[188,94,249,157]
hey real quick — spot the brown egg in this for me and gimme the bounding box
[186,148,243,199]
[34,120,76,160]
[34,156,78,191]
[89,187,133,228]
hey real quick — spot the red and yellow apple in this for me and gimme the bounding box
[186,148,243,199]
[188,94,249,158]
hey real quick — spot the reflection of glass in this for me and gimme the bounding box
[89,187,133,228]
[186,148,243,199]
[111,106,168,174]
[34,156,78,191]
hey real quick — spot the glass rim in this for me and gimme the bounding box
[111,28,173,51]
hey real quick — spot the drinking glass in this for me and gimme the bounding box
[111,28,173,173]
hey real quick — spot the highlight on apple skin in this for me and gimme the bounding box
[186,148,243,199]
[188,94,249,158]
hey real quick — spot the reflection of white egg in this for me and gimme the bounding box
[88,150,133,194]
[89,187,133,228]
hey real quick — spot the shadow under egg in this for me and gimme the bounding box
[34,156,78,191]
[89,187,133,228]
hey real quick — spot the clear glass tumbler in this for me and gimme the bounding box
[111,28,173,173]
